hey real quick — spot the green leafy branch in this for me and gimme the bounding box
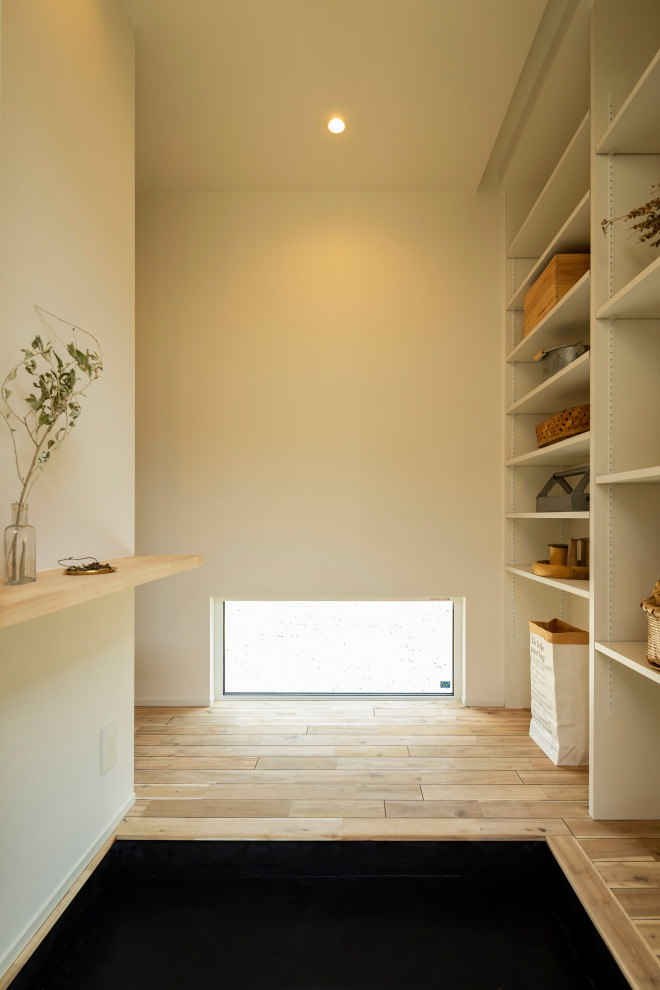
[601,182,660,248]
[1,306,103,509]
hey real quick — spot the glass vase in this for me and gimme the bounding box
[4,501,36,585]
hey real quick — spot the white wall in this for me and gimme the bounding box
[0,0,134,977]
[0,597,135,975]
[0,0,134,561]
[136,192,505,706]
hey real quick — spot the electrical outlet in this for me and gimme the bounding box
[101,719,118,775]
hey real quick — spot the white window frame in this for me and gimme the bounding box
[211,597,464,701]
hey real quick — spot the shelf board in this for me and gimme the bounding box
[507,351,590,416]
[498,3,589,193]
[506,432,590,468]
[506,511,589,519]
[0,554,203,630]
[596,49,660,154]
[596,465,660,485]
[506,192,591,312]
[506,273,590,364]
[507,113,590,259]
[596,254,660,320]
[506,564,590,598]
[595,642,660,687]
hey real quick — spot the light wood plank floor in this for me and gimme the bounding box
[119,697,660,989]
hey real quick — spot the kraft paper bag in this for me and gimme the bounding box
[529,619,589,766]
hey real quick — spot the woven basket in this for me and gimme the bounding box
[536,405,590,448]
[641,580,660,669]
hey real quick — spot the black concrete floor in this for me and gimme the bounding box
[10,841,631,989]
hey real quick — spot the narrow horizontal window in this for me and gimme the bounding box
[223,600,454,695]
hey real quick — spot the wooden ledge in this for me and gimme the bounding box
[548,835,660,990]
[0,554,203,630]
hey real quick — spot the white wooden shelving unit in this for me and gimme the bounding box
[506,432,591,468]
[507,350,590,416]
[590,1,660,819]
[506,191,591,313]
[502,1,660,820]
[505,564,591,599]
[596,253,660,319]
[596,465,660,486]
[502,1,592,711]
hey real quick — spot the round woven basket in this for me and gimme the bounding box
[536,404,590,448]
[644,614,660,669]
[641,580,660,669]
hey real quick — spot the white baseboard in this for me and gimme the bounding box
[0,793,135,982]
[462,695,506,708]
[135,697,213,707]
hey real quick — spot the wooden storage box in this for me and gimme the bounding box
[523,254,590,336]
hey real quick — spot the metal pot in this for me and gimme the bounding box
[534,342,589,379]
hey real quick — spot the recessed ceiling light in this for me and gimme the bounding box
[328,117,345,134]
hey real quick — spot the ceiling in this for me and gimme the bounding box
[125,0,548,193]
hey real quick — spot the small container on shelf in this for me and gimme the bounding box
[533,341,589,379]
[532,537,589,580]
[536,465,589,512]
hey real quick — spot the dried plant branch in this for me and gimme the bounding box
[1,306,103,512]
[601,182,660,248]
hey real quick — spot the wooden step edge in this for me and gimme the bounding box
[0,833,118,990]
[547,835,660,990]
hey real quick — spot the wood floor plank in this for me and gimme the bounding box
[256,757,339,770]
[135,769,272,783]
[341,818,570,838]
[306,724,531,736]
[421,784,589,801]
[135,707,214,716]
[334,756,554,769]
[134,784,213,798]
[165,714,371,725]
[636,922,660,957]
[386,799,483,819]
[516,770,588,785]
[579,839,660,862]
[615,891,660,919]
[142,799,292,818]
[597,863,660,889]
[117,817,345,840]
[135,727,314,738]
[386,800,589,819]
[133,759,552,781]
[289,800,385,818]
[567,821,660,839]
[133,735,546,749]
[137,744,410,757]
[135,758,261,769]
[136,769,522,786]
[407,744,544,756]
[219,733,531,746]
[136,715,309,736]
[205,784,424,801]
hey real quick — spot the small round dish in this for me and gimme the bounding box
[64,565,117,575]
